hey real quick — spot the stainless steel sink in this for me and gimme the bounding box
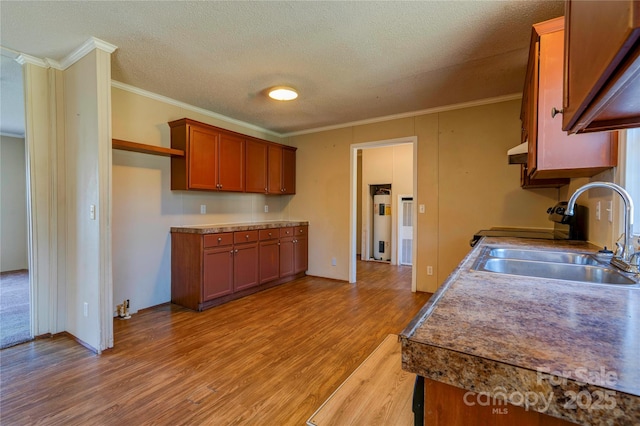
[478,258,635,285]
[488,248,599,265]
[473,247,637,285]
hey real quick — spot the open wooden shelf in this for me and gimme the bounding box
[112,139,184,157]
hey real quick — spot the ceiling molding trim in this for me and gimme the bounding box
[111,80,282,139]
[0,131,26,138]
[57,37,118,70]
[283,93,523,137]
[1,46,22,60]
[15,52,49,68]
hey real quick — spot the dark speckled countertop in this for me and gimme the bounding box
[401,236,640,426]
[170,220,309,234]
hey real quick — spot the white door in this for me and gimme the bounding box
[398,197,413,265]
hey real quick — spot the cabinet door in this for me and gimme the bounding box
[267,144,283,194]
[563,0,640,133]
[203,246,234,301]
[259,239,280,284]
[282,147,296,195]
[233,243,259,291]
[246,139,268,193]
[294,236,308,274]
[528,20,617,180]
[188,125,219,190]
[279,237,295,277]
[218,132,245,192]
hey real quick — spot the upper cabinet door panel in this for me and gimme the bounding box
[267,144,283,194]
[563,0,640,133]
[218,132,245,192]
[188,126,219,190]
[245,139,268,193]
[282,147,296,195]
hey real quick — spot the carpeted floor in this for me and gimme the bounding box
[0,270,31,349]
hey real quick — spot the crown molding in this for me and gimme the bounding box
[10,37,117,70]
[111,80,282,139]
[15,52,48,68]
[282,93,523,137]
[57,37,117,70]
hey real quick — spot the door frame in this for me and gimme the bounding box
[349,136,418,291]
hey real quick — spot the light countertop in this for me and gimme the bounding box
[401,236,640,426]
[170,220,309,234]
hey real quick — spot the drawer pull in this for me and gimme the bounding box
[218,237,222,242]
[245,234,249,239]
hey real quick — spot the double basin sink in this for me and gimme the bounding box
[473,247,637,286]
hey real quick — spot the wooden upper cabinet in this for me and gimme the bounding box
[170,118,295,194]
[522,17,617,180]
[245,139,269,193]
[267,144,283,194]
[218,132,245,192]
[562,0,640,133]
[267,144,297,194]
[282,147,296,195]
[187,125,219,190]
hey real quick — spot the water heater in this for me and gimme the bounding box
[373,193,391,261]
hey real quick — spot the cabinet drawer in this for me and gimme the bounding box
[204,233,234,248]
[294,226,307,237]
[280,227,294,238]
[234,230,259,244]
[259,229,278,240]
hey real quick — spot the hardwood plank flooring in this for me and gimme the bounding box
[0,261,431,425]
[307,334,415,426]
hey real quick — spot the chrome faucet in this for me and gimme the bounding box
[565,182,636,270]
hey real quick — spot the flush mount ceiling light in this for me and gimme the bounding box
[268,86,298,101]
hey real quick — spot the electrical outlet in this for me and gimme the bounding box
[90,205,96,220]
[264,205,269,213]
[200,204,206,214]
[596,201,601,221]
[607,201,613,222]
[427,266,433,275]
[331,257,337,266]
[419,204,425,214]
[83,302,88,317]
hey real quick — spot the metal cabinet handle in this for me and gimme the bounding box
[235,249,238,253]
[218,237,222,242]
[551,107,563,118]
[268,232,272,236]
[245,234,249,239]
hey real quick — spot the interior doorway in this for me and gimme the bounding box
[349,137,418,291]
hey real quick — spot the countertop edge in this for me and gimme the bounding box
[401,340,640,426]
[170,221,309,234]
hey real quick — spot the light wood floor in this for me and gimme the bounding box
[0,261,431,425]
[307,334,415,426]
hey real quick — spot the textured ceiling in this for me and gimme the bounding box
[0,1,564,136]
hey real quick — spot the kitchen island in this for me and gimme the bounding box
[401,236,639,426]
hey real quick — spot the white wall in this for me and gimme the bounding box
[63,49,113,351]
[111,86,293,314]
[361,144,413,263]
[0,136,28,272]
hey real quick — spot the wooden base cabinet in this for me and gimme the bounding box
[172,225,308,311]
[232,231,259,292]
[259,229,280,284]
[421,378,576,426]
